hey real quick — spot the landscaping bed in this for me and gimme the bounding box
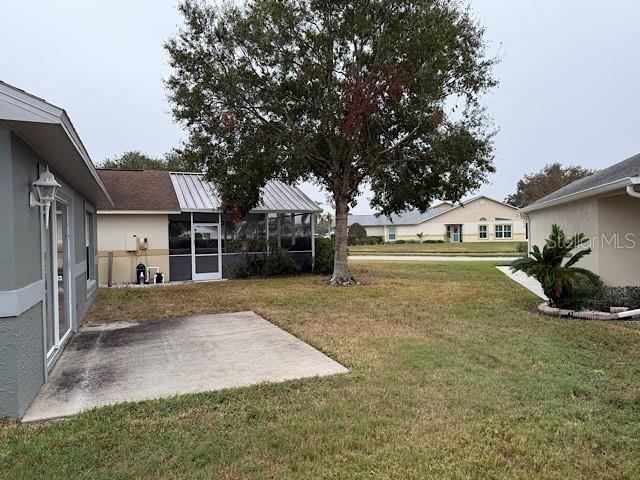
[538,302,640,320]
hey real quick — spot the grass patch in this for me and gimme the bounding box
[349,241,523,256]
[2,262,640,478]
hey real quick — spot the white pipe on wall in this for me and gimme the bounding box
[626,185,640,199]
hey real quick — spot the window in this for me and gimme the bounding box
[388,226,397,241]
[479,224,487,239]
[221,213,267,253]
[85,209,96,286]
[169,213,192,255]
[495,224,512,239]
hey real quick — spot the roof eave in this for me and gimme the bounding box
[0,82,114,208]
[520,176,640,213]
[97,210,181,215]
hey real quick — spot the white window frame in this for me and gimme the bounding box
[495,224,512,239]
[387,226,397,241]
[85,204,97,296]
[478,224,488,240]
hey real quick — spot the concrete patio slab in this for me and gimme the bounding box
[496,266,548,300]
[23,312,347,422]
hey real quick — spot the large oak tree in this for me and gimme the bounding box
[166,0,497,284]
[505,163,596,208]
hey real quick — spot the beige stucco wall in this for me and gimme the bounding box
[527,192,640,286]
[97,214,170,284]
[388,197,526,242]
[528,197,599,275]
[362,225,385,237]
[596,194,640,286]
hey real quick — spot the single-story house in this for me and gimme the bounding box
[0,82,112,418]
[520,153,640,287]
[344,196,526,242]
[96,169,321,284]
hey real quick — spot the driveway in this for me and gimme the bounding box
[349,255,519,262]
[23,312,347,422]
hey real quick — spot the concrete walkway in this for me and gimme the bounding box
[23,312,347,422]
[350,255,519,262]
[496,266,548,300]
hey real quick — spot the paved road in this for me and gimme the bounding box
[349,255,519,262]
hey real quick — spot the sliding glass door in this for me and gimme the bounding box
[44,199,73,365]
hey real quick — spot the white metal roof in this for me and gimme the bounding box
[169,172,321,213]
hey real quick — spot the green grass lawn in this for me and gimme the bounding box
[349,241,525,256]
[2,262,640,479]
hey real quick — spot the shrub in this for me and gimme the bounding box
[351,236,383,246]
[263,248,301,276]
[516,242,528,255]
[586,286,640,311]
[313,237,334,275]
[510,224,601,309]
[348,223,367,245]
[423,239,444,244]
[233,248,301,278]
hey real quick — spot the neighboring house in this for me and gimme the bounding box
[96,169,321,284]
[0,82,112,418]
[344,196,525,242]
[521,153,640,287]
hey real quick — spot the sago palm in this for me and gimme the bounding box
[510,224,601,309]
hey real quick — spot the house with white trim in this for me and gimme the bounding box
[345,196,526,243]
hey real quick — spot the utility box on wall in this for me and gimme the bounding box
[125,234,138,252]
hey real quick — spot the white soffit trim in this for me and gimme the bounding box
[520,177,638,213]
[0,279,45,318]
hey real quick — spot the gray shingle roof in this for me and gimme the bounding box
[526,152,640,208]
[347,205,454,226]
[97,169,180,211]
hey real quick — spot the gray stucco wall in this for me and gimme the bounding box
[0,302,44,418]
[10,135,44,289]
[0,129,100,418]
[0,128,14,290]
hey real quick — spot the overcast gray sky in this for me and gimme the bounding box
[2,1,639,213]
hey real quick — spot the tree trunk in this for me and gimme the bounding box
[330,196,356,285]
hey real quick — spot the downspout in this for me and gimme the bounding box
[617,177,640,318]
[626,176,640,198]
[626,185,640,199]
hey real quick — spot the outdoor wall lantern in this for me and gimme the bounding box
[30,167,61,228]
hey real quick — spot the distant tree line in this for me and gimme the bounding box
[101,150,192,171]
